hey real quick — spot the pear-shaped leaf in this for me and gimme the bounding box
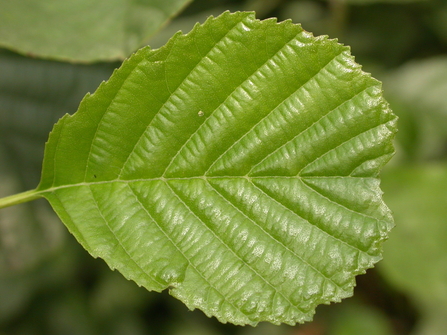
[0,0,191,62]
[33,12,396,325]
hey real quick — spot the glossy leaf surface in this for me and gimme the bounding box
[35,12,397,325]
[0,0,191,62]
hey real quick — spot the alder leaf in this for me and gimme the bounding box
[32,12,396,325]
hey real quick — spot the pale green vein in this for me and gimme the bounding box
[82,60,143,183]
[162,27,307,177]
[208,180,350,292]
[300,178,383,224]
[164,180,306,314]
[204,49,348,176]
[126,182,245,316]
[248,180,368,258]
[247,87,381,176]
[298,121,393,176]
[87,185,166,288]
[117,16,246,179]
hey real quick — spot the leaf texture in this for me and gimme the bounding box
[36,11,397,325]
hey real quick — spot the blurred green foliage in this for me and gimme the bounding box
[1,0,446,334]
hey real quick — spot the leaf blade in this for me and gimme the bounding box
[37,12,397,325]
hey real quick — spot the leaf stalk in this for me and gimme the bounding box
[0,189,42,209]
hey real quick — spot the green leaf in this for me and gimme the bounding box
[6,11,397,325]
[0,0,191,62]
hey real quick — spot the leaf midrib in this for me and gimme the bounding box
[42,175,378,191]
[51,176,352,314]
[40,175,379,256]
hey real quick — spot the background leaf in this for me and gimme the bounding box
[338,0,426,4]
[379,165,447,335]
[383,57,447,161]
[329,300,393,335]
[0,0,192,62]
[33,12,397,325]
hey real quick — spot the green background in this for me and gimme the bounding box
[1,0,446,334]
